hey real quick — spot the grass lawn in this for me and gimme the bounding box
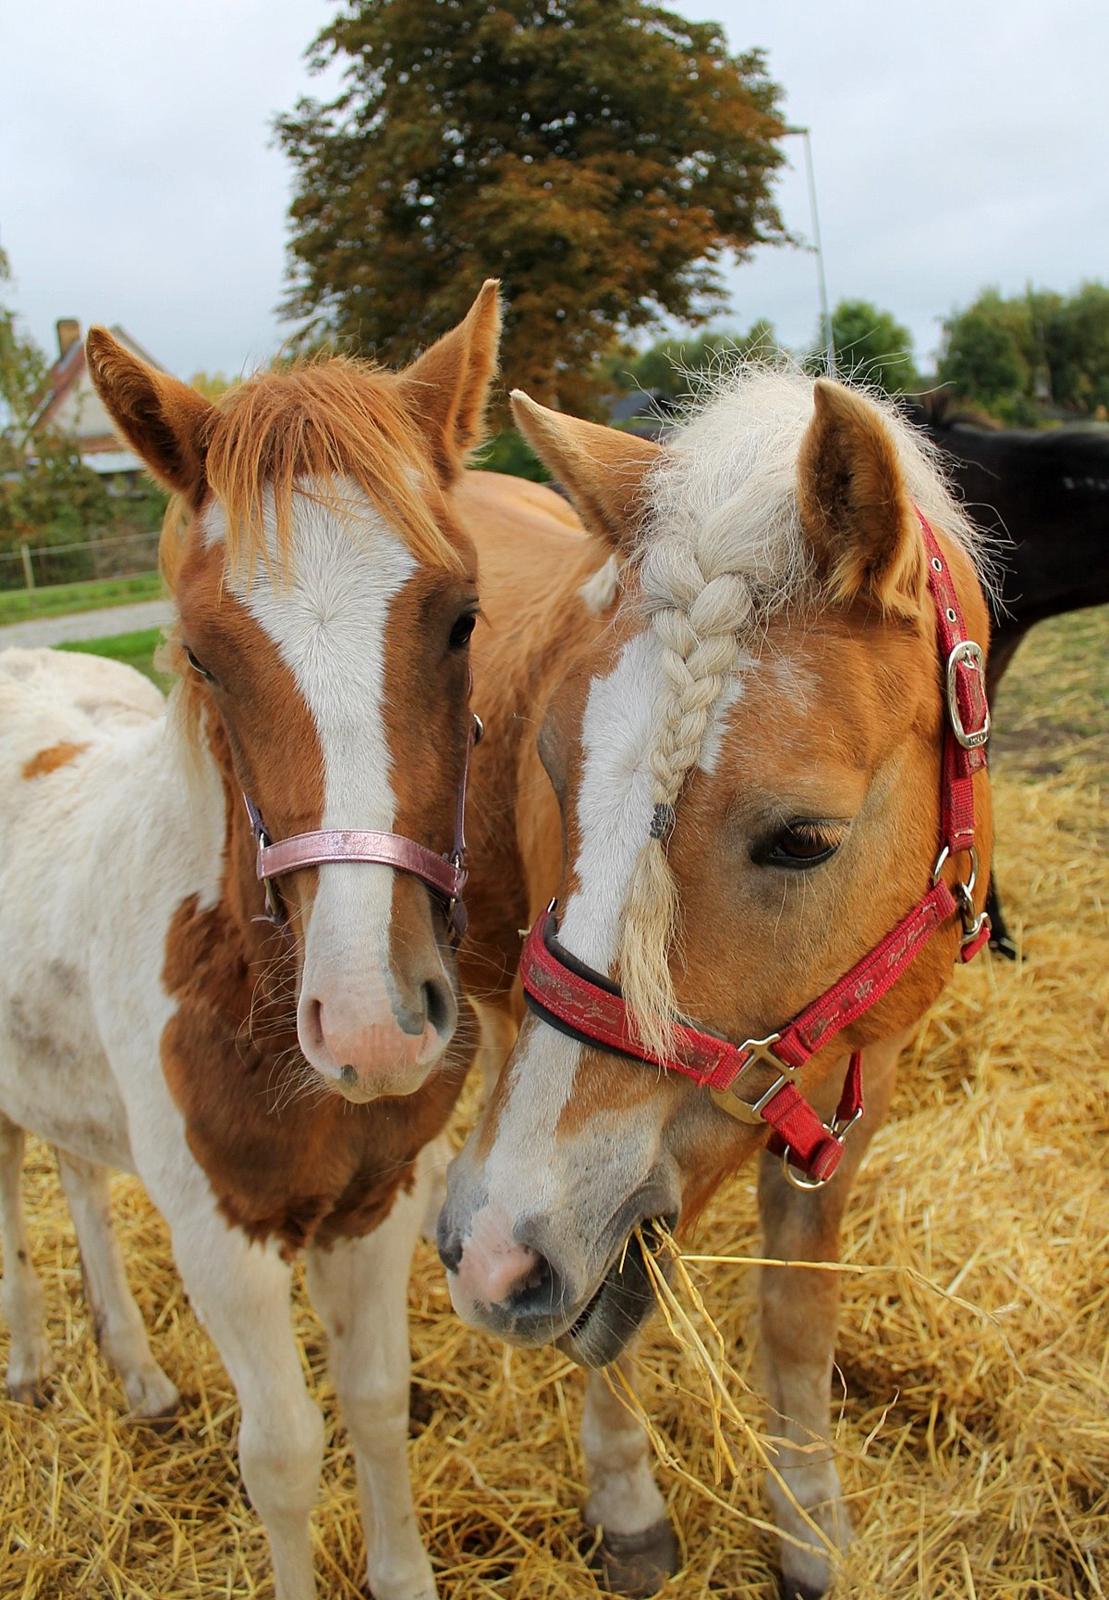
[56,626,170,689]
[990,603,1108,784]
[0,570,163,626]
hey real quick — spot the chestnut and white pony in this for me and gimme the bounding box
[0,284,576,1600]
[446,372,993,1597]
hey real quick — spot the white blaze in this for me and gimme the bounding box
[205,481,425,1046]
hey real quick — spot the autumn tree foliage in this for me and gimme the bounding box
[277,0,785,413]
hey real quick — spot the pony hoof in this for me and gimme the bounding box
[592,1519,680,1596]
[132,1397,188,1434]
[8,1378,52,1408]
[779,1579,827,1600]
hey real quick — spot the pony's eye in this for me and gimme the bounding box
[758,820,843,870]
[448,611,477,650]
[184,647,216,683]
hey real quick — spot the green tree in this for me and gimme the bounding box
[0,248,47,436]
[938,289,1032,415]
[188,369,235,401]
[606,319,779,402]
[1042,281,1109,413]
[277,0,785,415]
[826,299,919,394]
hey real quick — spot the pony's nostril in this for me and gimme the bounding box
[423,978,452,1036]
[437,1218,463,1274]
[303,998,326,1055]
[505,1250,556,1312]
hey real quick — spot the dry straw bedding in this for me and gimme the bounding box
[2,608,1106,1600]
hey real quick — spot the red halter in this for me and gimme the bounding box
[243,711,482,943]
[519,511,991,1188]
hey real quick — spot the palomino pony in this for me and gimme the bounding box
[443,371,993,1597]
[0,283,575,1600]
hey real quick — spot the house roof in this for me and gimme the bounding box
[29,324,164,440]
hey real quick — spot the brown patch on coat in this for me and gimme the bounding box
[22,741,88,779]
[161,832,468,1256]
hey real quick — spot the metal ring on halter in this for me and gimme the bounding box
[249,817,286,925]
[932,842,979,895]
[932,844,986,949]
[780,1100,864,1191]
[945,640,990,750]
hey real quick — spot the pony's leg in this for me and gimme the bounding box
[305,1148,436,1600]
[757,1039,901,1600]
[0,1114,53,1403]
[985,870,1018,960]
[582,1354,678,1598]
[171,1213,324,1600]
[53,1148,178,1417]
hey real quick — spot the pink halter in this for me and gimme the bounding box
[243,711,482,942]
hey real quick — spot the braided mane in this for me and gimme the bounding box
[616,366,984,1056]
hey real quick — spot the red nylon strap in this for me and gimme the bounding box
[710,880,958,1094]
[521,881,956,1103]
[917,512,989,854]
[521,913,731,1080]
[764,1052,864,1183]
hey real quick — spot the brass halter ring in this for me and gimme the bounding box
[780,1102,865,1192]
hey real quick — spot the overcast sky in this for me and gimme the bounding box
[3,1,1105,382]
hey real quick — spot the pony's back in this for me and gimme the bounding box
[0,648,164,824]
[0,648,163,727]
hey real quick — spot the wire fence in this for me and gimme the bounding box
[0,530,161,596]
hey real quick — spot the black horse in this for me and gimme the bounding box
[909,397,1109,955]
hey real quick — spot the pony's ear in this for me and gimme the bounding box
[510,391,662,552]
[397,279,502,481]
[85,328,213,499]
[797,379,927,618]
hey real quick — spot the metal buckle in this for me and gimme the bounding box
[708,1033,795,1125]
[945,640,990,750]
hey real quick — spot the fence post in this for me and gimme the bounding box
[19,543,35,612]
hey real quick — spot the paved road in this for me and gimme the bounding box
[0,598,173,649]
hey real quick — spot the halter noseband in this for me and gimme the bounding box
[243,710,482,943]
[519,510,991,1189]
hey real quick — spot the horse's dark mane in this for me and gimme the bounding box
[906,389,1109,447]
[902,390,1000,431]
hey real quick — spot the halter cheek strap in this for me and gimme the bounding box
[518,509,991,1188]
[243,710,482,943]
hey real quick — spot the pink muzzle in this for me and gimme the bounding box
[243,711,482,942]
